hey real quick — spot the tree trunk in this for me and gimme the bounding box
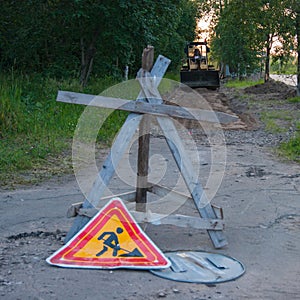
[297,49,300,96]
[296,8,300,95]
[80,42,96,87]
[220,62,226,79]
[79,30,100,87]
[265,38,271,82]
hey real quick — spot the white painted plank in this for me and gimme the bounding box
[156,116,228,248]
[137,76,228,248]
[57,91,237,124]
[131,211,224,230]
[69,206,224,230]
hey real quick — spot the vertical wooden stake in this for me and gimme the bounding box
[135,46,154,211]
[136,114,150,211]
[142,45,154,72]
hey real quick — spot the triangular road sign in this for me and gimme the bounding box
[46,198,170,269]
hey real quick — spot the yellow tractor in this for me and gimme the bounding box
[180,41,220,89]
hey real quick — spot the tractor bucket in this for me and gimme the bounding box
[180,70,220,89]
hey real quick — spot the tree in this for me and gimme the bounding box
[197,0,299,85]
[211,0,261,79]
[271,0,300,95]
[255,0,295,82]
[296,6,300,96]
[285,0,300,95]
[0,1,57,72]
[0,0,198,84]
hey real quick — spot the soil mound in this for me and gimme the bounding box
[244,79,296,99]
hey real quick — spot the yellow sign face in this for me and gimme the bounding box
[46,198,170,269]
[74,210,146,259]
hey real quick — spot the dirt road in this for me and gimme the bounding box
[0,82,299,300]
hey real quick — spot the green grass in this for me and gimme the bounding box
[225,79,264,89]
[260,110,296,133]
[1,71,299,186]
[0,73,125,186]
[260,108,300,162]
[279,132,300,162]
[0,71,181,187]
[260,113,286,133]
[282,121,300,159]
[288,96,300,104]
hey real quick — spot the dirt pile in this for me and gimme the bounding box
[244,79,296,100]
[163,87,248,130]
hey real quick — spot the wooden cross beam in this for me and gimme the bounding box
[57,91,238,125]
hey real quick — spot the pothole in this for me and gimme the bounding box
[245,166,267,177]
[275,214,300,231]
[7,230,66,242]
[0,230,66,264]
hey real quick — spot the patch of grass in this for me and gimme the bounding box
[262,110,293,121]
[288,96,300,104]
[260,107,300,162]
[261,117,285,133]
[225,79,264,89]
[0,73,124,187]
[279,134,300,162]
[260,110,293,133]
[0,74,25,135]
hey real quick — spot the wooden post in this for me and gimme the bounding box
[136,114,150,211]
[135,46,154,211]
[142,45,154,72]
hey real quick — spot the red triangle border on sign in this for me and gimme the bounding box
[46,198,171,269]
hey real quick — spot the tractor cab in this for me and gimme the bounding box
[184,42,209,71]
[180,41,220,89]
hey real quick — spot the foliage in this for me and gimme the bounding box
[208,1,260,77]
[2,0,300,184]
[198,0,299,85]
[0,0,198,82]
[0,1,199,185]
[271,56,297,74]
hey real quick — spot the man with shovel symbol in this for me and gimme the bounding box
[96,227,143,257]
